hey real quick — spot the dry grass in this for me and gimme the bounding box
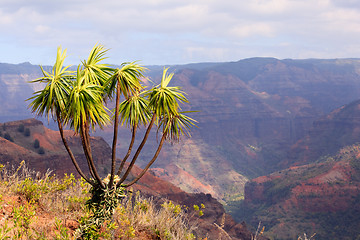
[0,162,198,239]
[114,191,197,239]
[297,233,316,240]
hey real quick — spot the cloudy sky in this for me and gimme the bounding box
[1,0,360,66]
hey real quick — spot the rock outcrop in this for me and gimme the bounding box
[241,145,360,239]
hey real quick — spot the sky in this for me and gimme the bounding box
[1,0,360,66]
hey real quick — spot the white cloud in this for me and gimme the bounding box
[229,23,275,38]
[247,0,291,14]
[1,0,360,65]
[185,46,229,62]
[330,0,360,9]
[34,25,50,34]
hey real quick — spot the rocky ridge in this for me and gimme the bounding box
[240,145,360,240]
[230,99,360,239]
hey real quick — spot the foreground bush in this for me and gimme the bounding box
[0,163,197,239]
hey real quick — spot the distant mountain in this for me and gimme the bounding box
[145,58,360,201]
[2,58,360,202]
[0,62,42,122]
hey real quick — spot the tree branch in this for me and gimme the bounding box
[79,122,96,179]
[109,81,121,188]
[56,114,93,186]
[80,120,105,188]
[119,114,156,183]
[123,130,167,187]
[117,124,137,176]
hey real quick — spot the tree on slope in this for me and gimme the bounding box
[28,44,196,235]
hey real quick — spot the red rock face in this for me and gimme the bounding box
[284,99,360,168]
[0,118,111,177]
[239,100,360,238]
[243,145,360,239]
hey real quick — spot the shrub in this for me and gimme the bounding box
[3,133,13,142]
[17,177,46,202]
[24,128,30,137]
[114,192,197,239]
[0,163,198,239]
[33,139,40,149]
[17,124,25,132]
[12,201,36,239]
[37,147,45,155]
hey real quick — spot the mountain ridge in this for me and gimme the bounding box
[2,58,360,202]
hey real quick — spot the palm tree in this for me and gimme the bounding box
[28,44,196,233]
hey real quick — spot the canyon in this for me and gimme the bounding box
[2,58,360,238]
[232,99,360,239]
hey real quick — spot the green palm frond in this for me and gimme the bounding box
[66,70,110,132]
[160,67,173,88]
[146,68,188,118]
[159,111,197,142]
[118,94,150,127]
[27,46,74,119]
[80,44,113,86]
[106,62,146,100]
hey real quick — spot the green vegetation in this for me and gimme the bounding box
[16,124,30,137]
[3,132,13,142]
[24,128,31,137]
[350,152,360,174]
[37,147,45,155]
[33,139,40,149]
[17,124,25,133]
[27,44,196,237]
[32,139,45,154]
[0,163,198,239]
[262,179,298,205]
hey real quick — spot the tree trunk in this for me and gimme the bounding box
[109,80,121,188]
[124,129,167,187]
[117,124,137,176]
[56,114,93,186]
